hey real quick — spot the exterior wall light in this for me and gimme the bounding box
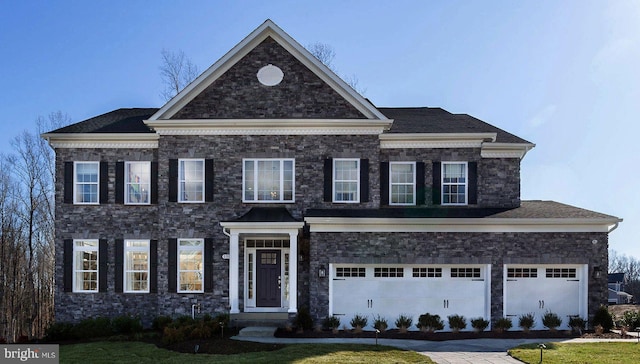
[318,267,326,278]
[592,266,602,279]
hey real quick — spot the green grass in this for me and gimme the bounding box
[509,342,640,364]
[59,341,432,363]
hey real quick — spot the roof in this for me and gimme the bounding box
[225,207,300,223]
[488,201,619,220]
[378,107,530,144]
[47,108,158,134]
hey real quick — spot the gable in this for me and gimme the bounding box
[172,37,366,119]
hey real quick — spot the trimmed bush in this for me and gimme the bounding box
[322,315,341,330]
[73,317,114,338]
[470,317,489,332]
[111,315,143,335]
[417,313,444,332]
[542,311,562,331]
[152,316,173,331]
[518,313,535,331]
[592,305,614,332]
[350,314,368,330]
[395,314,413,332]
[447,314,467,332]
[373,315,388,332]
[294,306,314,331]
[44,322,76,341]
[569,316,586,334]
[495,317,512,332]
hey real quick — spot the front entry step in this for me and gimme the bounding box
[238,326,278,337]
[231,312,290,328]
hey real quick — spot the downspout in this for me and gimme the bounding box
[608,222,620,233]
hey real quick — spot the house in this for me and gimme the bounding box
[608,273,633,305]
[43,20,622,331]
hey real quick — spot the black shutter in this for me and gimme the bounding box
[380,162,389,206]
[468,162,478,205]
[205,159,214,202]
[151,162,158,204]
[64,162,74,204]
[204,238,214,292]
[115,162,124,204]
[63,239,73,292]
[360,159,369,203]
[114,239,123,293]
[99,239,108,292]
[99,162,109,204]
[432,162,442,205]
[416,162,426,205]
[168,159,178,202]
[323,158,333,202]
[168,239,177,292]
[150,240,158,293]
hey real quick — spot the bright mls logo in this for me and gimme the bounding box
[1,345,58,363]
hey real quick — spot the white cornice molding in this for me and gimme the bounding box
[145,119,392,135]
[379,133,496,149]
[481,142,536,159]
[220,221,304,233]
[304,216,620,233]
[41,133,159,149]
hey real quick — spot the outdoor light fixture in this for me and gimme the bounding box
[592,266,602,279]
[318,267,326,278]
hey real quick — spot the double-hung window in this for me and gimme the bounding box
[243,159,294,202]
[125,162,150,205]
[333,158,359,203]
[178,159,204,203]
[73,240,99,292]
[390,162,416,205]
[124,240,149,293]
[74,162,99,204]
[442,162,467,205]
[178,239,204,293]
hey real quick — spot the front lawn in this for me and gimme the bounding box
[509,342,640,364]
[59,341,431,363]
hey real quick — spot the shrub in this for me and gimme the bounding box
[350,314,368,329]
[592,305,613,332]
[44,322,76,341]
[495,317,512,332]
[294,306,314,331]
[162,326,186,345]
[569,316,586,334]
[373,315,388,332]
[395,314,413,332]
[322,315,341,330]
[518,313,535,331]
[214,313,230,328]
[621,310,640,329]
[73,317,113,338]
[470,317,489,332]
[542,311,562,330]
[447,314,467,332]
[417,313,444,332]
[152,316,173,331]
[111,315,143,335]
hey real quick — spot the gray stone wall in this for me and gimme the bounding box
[172,37,366,119]
[308,230,608,326]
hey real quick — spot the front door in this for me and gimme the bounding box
[256,250,281,307]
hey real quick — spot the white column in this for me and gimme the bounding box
[288,231,298,313]
[229,232,240,314]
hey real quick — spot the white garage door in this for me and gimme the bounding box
[330,264,490,332]
[504,265,587,330]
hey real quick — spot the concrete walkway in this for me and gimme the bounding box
[233,329,640,364]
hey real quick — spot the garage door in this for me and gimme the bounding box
[330,264,490,332]
[504,265,587,330]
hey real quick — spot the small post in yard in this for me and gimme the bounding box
[375,329,380,345]
[635,327,640,344]
[538,343,546,363]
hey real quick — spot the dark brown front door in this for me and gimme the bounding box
[256,250,281,307]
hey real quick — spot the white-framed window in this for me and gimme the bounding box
[74,162,99,204]
[73,239,99,292]
[178,159,204,203]
[124,240,149,293]
[125,161,151,205]
[333,158,359,203]
[390,162,416,205]
[178,239,204,293]
[243,159,295,202]
[442,162,468,205]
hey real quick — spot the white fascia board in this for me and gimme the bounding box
[220,221,304,234]
[149,19,389,122]
[304,217,620,233]
[481,142,536,159]
[144,119,392,135]
[379,133,497,149]
[41,133,158,149]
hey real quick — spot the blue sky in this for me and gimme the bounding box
[2,1,638,258]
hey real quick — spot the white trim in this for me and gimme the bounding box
[148,20,388,122]
[242,158,295,203]
[389,161,416,206]
[72,239,99,293]
[178,159,205,203]
[441,161,468,206]
[379,133,496,149]
[124,161,151,205]
[73,161,100,205]
[123,239,150,294]
[42,133,158,149]
[177,238,205,294]
[481,143,535,159]
[304,216,621,233]
[144,119,391,135]
[333,158,360,203]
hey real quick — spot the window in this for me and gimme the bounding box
[179,159,204,202]
[243,159,294,202]
[442,162,467,205]
[450,267,481,278]
[73,240,99,292]
[333,159,359,202]
[546,268,577,278]
[178,239,204,292]
[124,240,149,293]
[125,162,150,205]
[74,162,99,204]
[390,162,415,205]
[413,267,442,278]
[374,267,404,277]
[508,268,538,278]
[336,267,366,277]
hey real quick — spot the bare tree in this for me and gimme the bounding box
[307,42,366,95]
[159,49,200,101]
